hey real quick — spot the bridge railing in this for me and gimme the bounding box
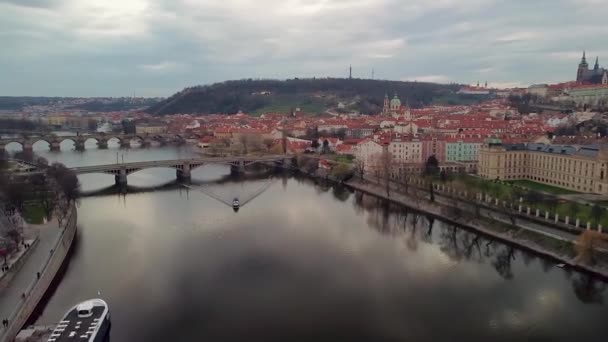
[69,155,293,173]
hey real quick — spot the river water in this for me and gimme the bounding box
[5,141,608,341]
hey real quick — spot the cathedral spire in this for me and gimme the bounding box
[594,56,600,70]
[580,51,588,66]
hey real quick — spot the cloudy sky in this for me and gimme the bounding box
[1,0,608,97]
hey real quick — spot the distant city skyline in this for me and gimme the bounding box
[1,0,608,97]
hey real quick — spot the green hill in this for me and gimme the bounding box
[146,78,463,116]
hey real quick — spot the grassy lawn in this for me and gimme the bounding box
[325,154,354,164]
[23,205,46,224]
[423,174,608,227]
[508,180,579,195]
[432,174,517,201]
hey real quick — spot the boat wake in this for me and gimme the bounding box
[183,178,275,208]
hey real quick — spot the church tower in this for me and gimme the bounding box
[403,98,412,121]
[577,51,589,82]
[594,57,600,71]
[383,94,390,115]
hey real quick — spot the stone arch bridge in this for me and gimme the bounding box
[70,155,294,185]
[0,133,200,152]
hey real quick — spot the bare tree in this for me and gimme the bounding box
[500,188,525,227]
[575,230,607,265]
[590,204,604,226]
[46,163,81,204]
[353,159,365,180]
[38,185,56,220]
[54,195,70,227]
[237,134,263,155]
[371,151,394,197]
[238,134,250,155]
[396,160,411,194]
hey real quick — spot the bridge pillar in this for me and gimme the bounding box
[23,140,33,152]
[75,138,86,151]
[177,162,191,182]
[50,141,61,151]
[97,139,108,149]
[115,168,127,186]
[0,143,5,153]
[283,158,292,169]
[230,160,246,174]
[141,139,151,148]
[120,140,131,148]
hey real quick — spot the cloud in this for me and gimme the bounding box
[138,61,183,72]
[495,31,539,44]
[475,67,495,74]
[2,0,608,96]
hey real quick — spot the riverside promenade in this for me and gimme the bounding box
[345,178,608,279]
[0,208,76,342]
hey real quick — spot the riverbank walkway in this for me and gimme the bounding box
[346,179,608,277]
[0,220,62,341]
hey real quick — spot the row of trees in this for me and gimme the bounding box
[303,127,347,141]
[1,157,81,225]
[354,152,608,266]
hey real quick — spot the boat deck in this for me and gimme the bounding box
[48,307,105,342]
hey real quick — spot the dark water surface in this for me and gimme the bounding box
[8,144,608,341]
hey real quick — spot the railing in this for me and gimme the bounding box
[70,155,292,173]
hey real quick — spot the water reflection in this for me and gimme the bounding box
[572,274,606,304]
[351,191,608,299]
[20,146,608,341]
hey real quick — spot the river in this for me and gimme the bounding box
[5,141,608,341]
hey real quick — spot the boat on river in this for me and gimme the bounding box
[232,197,240,209]
[47,299,110,342]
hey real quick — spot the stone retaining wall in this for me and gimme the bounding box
[1,207,77,342]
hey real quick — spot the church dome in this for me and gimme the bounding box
[390,95,401,108]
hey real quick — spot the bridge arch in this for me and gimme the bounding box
[59,137,77,145]
[83,137,100,144]
[106,136,123,144]
[4,141,24,151]
[125,166,180,175]
[32,139,51,150]
[31,138,52,146]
